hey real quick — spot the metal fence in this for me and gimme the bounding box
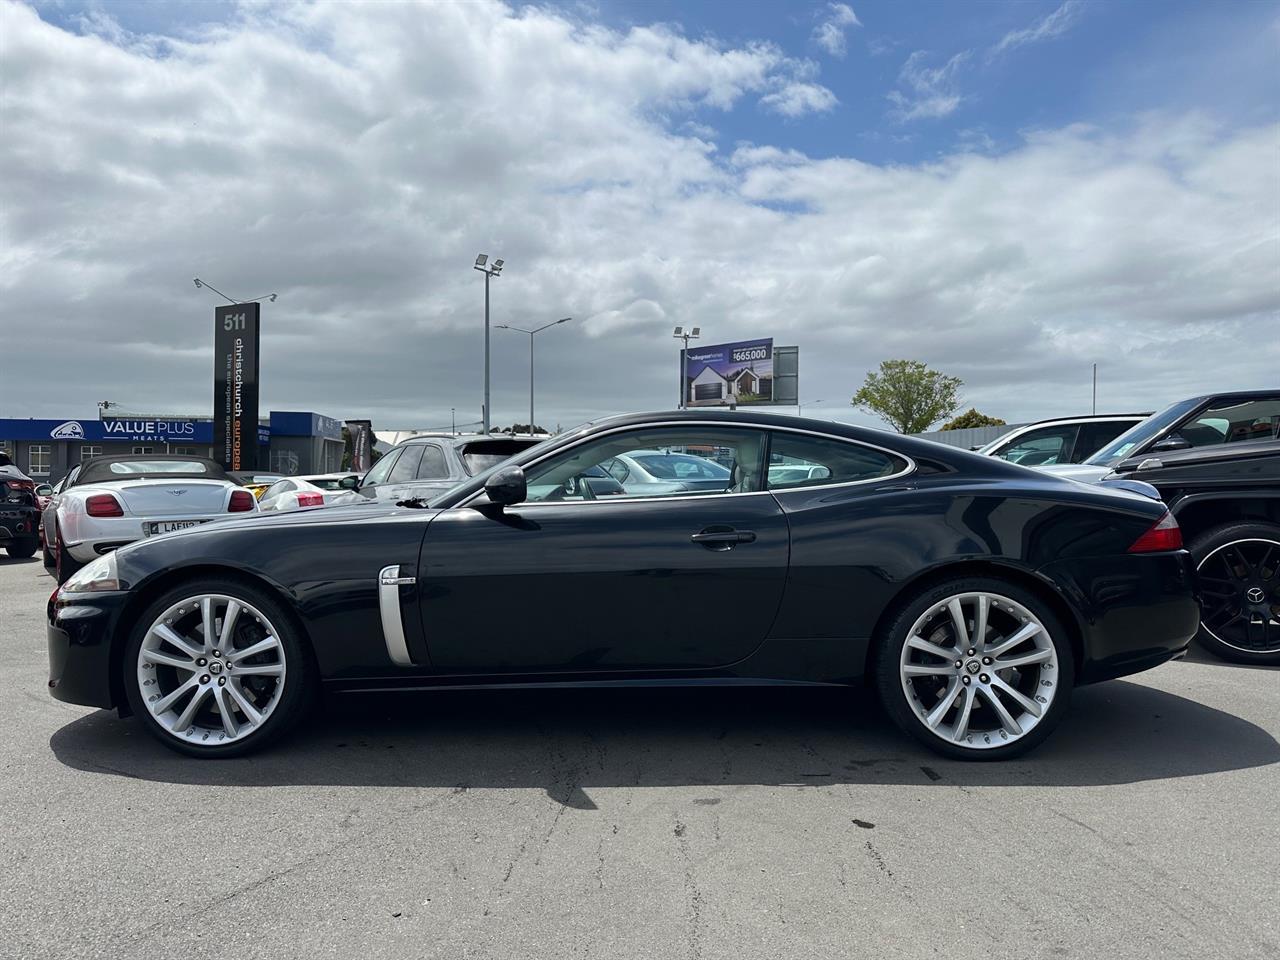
[911,422,1028,450]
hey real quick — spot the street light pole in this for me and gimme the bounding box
[473,255,505,434]
[193,278,277,305]
[672,326,701,409]
[798,398,825,417]
[497,318,571,434]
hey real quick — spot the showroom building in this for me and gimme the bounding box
[0,411,345,482]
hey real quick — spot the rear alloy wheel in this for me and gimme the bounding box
[877,578,1074,760]
[124,581,316,756]
[1191,523,1280,665]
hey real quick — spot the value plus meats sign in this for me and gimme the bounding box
[213,303,261,470]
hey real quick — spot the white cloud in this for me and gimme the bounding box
[990,0,1083,58]
[761,81,839,118]
[812,3,861,58]
[0,1,1276,431]
[887,50,971,121]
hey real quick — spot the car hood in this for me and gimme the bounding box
[1037,464,1112,484]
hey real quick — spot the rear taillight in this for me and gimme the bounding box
[85,494,124,518]
[295,492,324,508]
[1128,511,1183,553]
[228,490,255,512]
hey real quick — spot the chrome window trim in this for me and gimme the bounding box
[456,420,917,509]
[377,565,416,666]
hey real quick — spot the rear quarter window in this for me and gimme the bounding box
[767,432,908,490]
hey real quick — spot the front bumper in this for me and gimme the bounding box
[1037,550,1200,685]
[47,593,130,709]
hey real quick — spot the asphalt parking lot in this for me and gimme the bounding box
[2,557,1278,960]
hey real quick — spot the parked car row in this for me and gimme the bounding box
[993,390,1279,664]
[24,388,1280,766]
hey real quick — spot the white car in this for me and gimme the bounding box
[977,415,1147,467]
[257,474,363,512]
[46,455,256,584]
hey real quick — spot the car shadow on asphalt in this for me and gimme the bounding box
[49,679,1280,805]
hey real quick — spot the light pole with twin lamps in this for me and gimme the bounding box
[497,318,571,435]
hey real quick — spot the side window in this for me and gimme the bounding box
[415,445,449,480]
[388,445,425,483]
[1178,398,1280,447]
[520,427,766,503]
[1075,422,1135,462]
[767,432,907,490]
[995,425,1079,466]
[361,449,402,487]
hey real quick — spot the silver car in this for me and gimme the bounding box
[356,435,545,503]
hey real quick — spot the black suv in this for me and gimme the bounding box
[1046,390,1280,664]
[0,453,41,559]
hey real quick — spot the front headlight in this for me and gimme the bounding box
[61,552,128,593]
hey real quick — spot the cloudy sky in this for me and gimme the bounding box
[1,0,1276,433]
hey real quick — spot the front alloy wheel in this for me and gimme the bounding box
[878,579,1074,760]
[125,581,315,756]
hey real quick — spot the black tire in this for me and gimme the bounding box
[874,575,1075,761]
[42,536,55,566]
[122,577,318,758]
[6,537,38,559]
[1188,521,1280,666]
[55,530,84,584]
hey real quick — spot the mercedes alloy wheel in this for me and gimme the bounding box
[1191,523,1280,665]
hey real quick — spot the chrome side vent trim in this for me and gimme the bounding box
[378,564,415,667]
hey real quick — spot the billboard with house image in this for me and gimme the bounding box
[683,338,775,407]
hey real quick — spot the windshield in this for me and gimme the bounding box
[108,459,210,475]
[1085,399,1200,466]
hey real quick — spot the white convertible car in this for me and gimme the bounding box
[44,455,257,583]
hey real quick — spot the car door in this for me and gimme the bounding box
[416,425,790,673]
[357,446,403,500]
[400,443,455,500]
[993,424,1080,466]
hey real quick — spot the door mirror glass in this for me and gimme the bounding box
[35,483,53,496]
[483,464,527,506]
[339,475,359,489]
[1152,435,1191,452]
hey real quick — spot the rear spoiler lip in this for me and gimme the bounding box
[1098,475,1163,501]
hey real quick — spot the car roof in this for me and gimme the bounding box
[76,454,228,485]
[1012,413,1151,427]
[400,434,544,448]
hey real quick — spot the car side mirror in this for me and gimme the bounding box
[482,464,527,507]
[339,475,359,489]
[1151,436,1191,452]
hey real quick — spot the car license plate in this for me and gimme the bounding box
[146,520,209,536]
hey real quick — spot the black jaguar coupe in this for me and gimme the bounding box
[47,410,1199,760]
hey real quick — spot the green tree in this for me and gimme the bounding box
[942,408,1006,431]
[852,359,963,434]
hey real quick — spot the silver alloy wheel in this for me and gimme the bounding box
[1196,539,1280,654]
[899,592,1058,750]
[137,594,287,746]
